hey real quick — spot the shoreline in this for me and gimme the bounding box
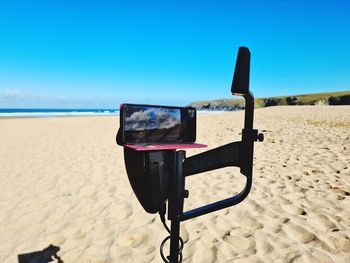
[0,114,119,119]
[0,105,348,119]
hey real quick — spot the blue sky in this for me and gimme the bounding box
[0,0,349,108]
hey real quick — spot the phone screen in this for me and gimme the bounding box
[121,104,196,144]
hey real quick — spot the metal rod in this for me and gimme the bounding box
[169,217,180,262]
[179,177,252,221]
[243,91,254,130]
[168,151,185,263]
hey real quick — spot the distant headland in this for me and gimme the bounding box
[190,90,350,111]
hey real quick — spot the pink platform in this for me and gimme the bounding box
[124,143,207,151]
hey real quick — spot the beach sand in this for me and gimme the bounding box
[1,106,349,263]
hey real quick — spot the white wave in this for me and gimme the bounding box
[0,111,119,117]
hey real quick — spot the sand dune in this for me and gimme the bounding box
[0,106,349,262]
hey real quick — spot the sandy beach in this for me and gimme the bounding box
[0,106,349,263]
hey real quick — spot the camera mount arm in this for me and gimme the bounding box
[174,47,263,222]
[163,48,264,262]
[178,97,263,221]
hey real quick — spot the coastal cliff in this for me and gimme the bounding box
[190,90,350,111]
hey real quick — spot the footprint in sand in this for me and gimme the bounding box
[283,223,316,243]
[293,250,334,263]
[192,244,216,263]
[83,257,112,263]
[331,186,350,196]
[114,204,132,220]
[115,251,149,263]
[329,236,350,252]
[279,204,305,216]
[117,230,147,248]
[224,234,256,251]
[258,240,273,254]
[307,214,336,231]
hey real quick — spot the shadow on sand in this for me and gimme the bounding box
[18,244,63,263]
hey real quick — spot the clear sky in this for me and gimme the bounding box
[0,0,349,108]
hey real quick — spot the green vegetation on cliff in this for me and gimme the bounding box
[190,90,350,110]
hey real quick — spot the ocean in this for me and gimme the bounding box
[0,108,119,117]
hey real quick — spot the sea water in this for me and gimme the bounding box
[0,108,119,117]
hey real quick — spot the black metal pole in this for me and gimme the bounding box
[243,91,254,130]
[168,150,185,263]
[169,216,181,262]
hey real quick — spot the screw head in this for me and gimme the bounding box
[184,190,189,198]
[258,133,264,142]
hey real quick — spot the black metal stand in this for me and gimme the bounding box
[119,47,264,263]
[168,151,185,262]
[163,91,263,263]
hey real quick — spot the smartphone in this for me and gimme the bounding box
[120,103,196,144]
